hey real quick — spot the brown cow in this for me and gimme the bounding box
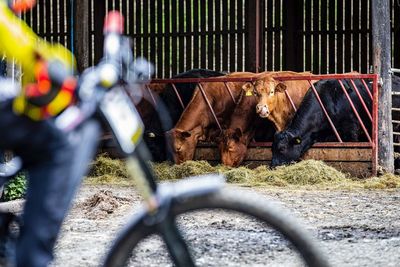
[168,72,257,164]
[242,71,315,131]
[220,71,307,167]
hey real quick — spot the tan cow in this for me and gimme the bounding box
[168,72,257,164]
[242,71,316,131]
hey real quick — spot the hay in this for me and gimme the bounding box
[87,155,400,190]
[364,173,400,189]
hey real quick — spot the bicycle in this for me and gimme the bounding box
[0,11,330,267]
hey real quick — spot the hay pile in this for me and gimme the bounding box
[86,154,400,189]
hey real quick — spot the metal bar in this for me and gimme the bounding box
[392,68,400,73]
[224,82,236,104]
[284,90,297,112]
[171,83,185,109]
[308,80,343,142]
[392,92,400,95]
[392,120,400,124]
[247,142,373,148]
[372,76,379,176]
[393,143,400,147]
[393,132,400,136]
[361,79,374,101]
[338,80,372,143]
[350,79,372,121]
[197,83,222,131]
[152,74,377,84]
[393,108,400,112]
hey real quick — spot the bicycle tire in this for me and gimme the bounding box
[103,188,329,267]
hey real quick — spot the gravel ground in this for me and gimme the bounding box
[50,185,400,267]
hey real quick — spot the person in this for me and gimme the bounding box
[0,1,100,266]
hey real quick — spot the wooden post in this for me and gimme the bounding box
[94,1,107,65]
[245,0,262,72]
[372,0,394,173]
[283,0,304,72]
[74,0,90,72]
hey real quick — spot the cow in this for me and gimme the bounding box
[242,71,316,131]
[142,69,225,162]
[271,79,372,167]
[219,71,318,167]
[168,72,257,164]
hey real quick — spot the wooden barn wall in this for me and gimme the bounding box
[21,0,400,77]
[22,0,73,54]
[265,0,400,74]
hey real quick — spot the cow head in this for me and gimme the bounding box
[219,128,248,167]
[242,77,287,118]
[167,127,202,164]
[271,131,305,167]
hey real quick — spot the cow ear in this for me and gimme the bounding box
[275,82,287,93]
[242,83,254,96]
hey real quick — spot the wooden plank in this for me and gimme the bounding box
[143,0,149,62]
[344,0,352,72]
[194,147,372,162]
[94,1,106,64]
[361,0,368,73]
[74,0,90,72]
[185,0,192,71]
[372,0,394,172]
[157,0,163,78]
[135,0,142,58]
[312,0,320,73]
[164,0,171,77]
[150,0,156,71]
[215,0,222,71]
[394,0,400,68]
[178,0,185,72]
[207,0,214,70]
[320,0,327,73]
[200,0,207,68]
[328,0,336,73]
[337,0,344,73]
[229,0,236,71]
[266,0,273,70]
[193,0,200,69]
[274,0,281,71]
[237,0,244,71]
[305,0,312,71]
[353,0,360,72]
[171,0,177,75]
[222,0,229,71]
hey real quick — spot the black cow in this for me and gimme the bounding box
[271,79,372,167]
[143,69,225,162]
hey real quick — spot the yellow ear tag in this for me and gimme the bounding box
[245,90,253,96]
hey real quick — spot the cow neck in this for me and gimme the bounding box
[227,90,255,132]
[175,89,211,132]
[269,92,292,132]
[286,95,323,139]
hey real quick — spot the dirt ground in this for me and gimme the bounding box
[46,184,400,267]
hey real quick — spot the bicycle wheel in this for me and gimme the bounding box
[103,188,329,267]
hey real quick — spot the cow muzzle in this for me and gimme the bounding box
[256,104,270,118]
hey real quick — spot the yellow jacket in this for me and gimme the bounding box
[0,1,76,120]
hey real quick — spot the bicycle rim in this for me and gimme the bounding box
[103,188,329,267]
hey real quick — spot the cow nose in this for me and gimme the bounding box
[256,104,269,117]
[176,146,181,152]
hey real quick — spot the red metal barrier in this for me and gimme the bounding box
[150,73,379,175]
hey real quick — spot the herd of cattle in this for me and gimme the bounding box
[133,69,400,169]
